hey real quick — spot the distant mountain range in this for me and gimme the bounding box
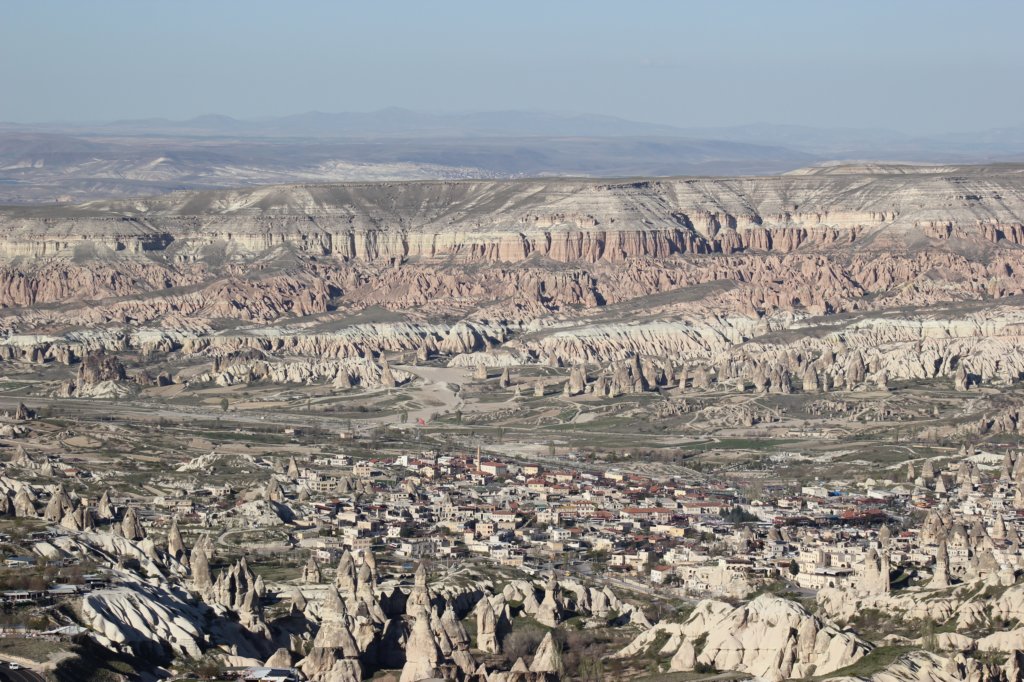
[0,109,1022,204]
[100,108,695,138]
[5,108,1024,155]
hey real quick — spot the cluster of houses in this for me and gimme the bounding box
[223,443,1024,601]
[138,444,966,598]
[5,440,1021,624]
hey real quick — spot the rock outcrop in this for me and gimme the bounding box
[82,580,205,659]
[0,167,1024,406]
[616,595,871,681]
[298,586,362,682]
[400,606,441,682]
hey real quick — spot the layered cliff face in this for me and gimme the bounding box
[3,166,1024,264]
[1,164,1023,387]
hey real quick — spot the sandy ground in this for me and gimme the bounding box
[386,365,518,427]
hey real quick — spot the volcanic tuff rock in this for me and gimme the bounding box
[400,609,442,682]
[616,594,871,681]
[529,631,563,677]
[3,166,1024,404]
[83,579,206,658]
[475,598,500,654]
[828,650,1010,682]
[298,585,362,682]
[54,487,651,682]
[0,167,1018,309]
[6,166,1024,263]
[534,574,564,628]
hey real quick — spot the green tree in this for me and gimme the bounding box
[196,653,223,680]
[922,616,938,652]
[720,506,758,523]
[578,656,605,681]
[503,627,547,665]
[219,397,229,412]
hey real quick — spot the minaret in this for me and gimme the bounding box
[476,446,481,473]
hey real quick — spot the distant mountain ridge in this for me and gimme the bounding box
[4,108,1022,151]
[91,108,700,139]
[0,109,1022,204]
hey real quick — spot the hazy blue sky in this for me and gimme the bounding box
[2,0,1022,134]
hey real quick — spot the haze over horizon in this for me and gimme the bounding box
[3,0,1023,135]
[2,0,1023,205]
[4,106,1017,141]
